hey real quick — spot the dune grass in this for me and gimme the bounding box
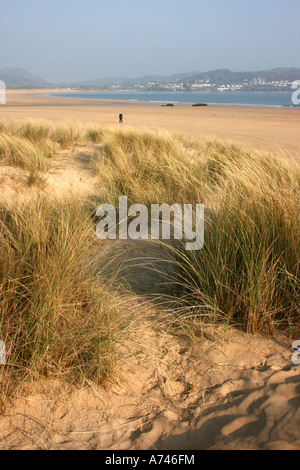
[0,196,130,409]
[5,121,51,143]
[1,120,81,149]
[0,122,299,407]
[0,133,51,172]
[172,143,300,334]
[49,125,81,149]
[0,121,83,187]
[92,127,205,207]
[91,128,300,335]
[85,126,105,143]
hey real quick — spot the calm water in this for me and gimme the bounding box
[49,91,299,108]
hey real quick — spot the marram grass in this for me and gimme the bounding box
[92,128,300,334]
[0,196,129,409]
[172,143,300,334]
[0,121,299,407]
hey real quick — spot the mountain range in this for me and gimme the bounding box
[1,67,300,89]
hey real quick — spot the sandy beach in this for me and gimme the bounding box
[2,89,300,162]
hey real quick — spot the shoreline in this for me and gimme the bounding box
[47,90,299,110]
[3,88,300,110]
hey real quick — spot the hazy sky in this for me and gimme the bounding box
[1,0,299,82]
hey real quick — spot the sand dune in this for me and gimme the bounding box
[0,111,299,451]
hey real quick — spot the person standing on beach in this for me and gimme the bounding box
[119,113,123,123]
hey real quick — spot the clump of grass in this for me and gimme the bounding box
[1,120,81,150]
[50,125,81,149]
[0,121,84,186]
[0,197,128,408]
[85,126,104,143]
[93,127,205,207]
[173,146,300,334]
[5,120,51,143]
[92,127,299,334]
[27,170,46,188]
[0,121,58,186]
[0,133,51,173]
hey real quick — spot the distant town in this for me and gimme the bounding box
[111,77,294,93]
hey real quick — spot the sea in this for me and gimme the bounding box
[49,91,299,109]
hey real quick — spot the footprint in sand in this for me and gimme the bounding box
[146,367,300,450]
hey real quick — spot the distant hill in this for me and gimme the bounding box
[1,67,299,89]
[181,68,300,85]
[0,68,51,88]
[71,76,129,88]
[71,68,300,88]
[71,71,199,88]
